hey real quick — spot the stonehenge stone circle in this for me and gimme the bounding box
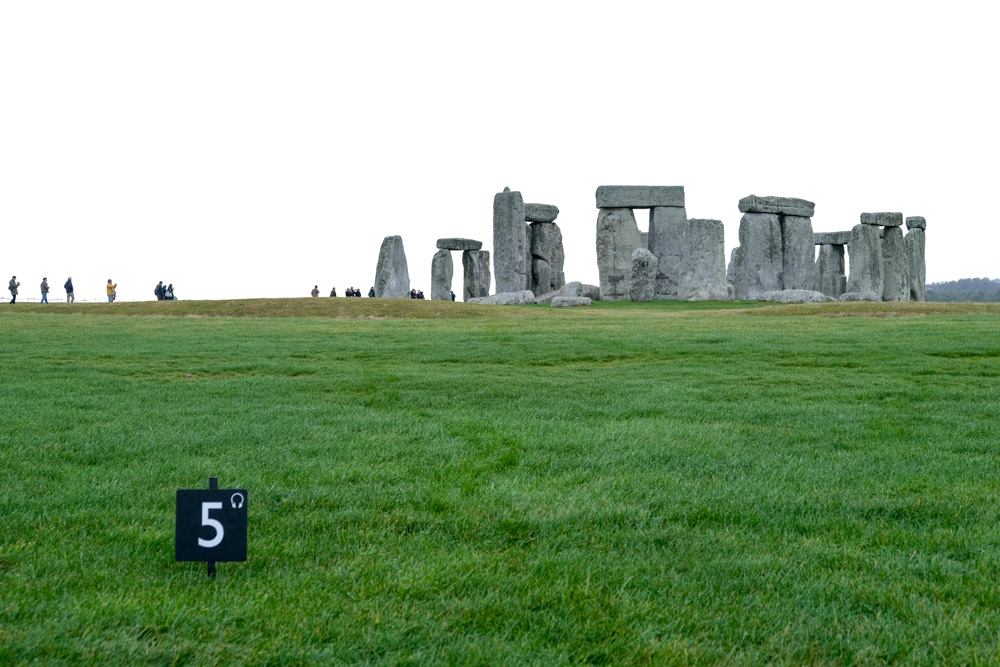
[430,248,453,301]
[780,215,817,291]
[462,250,482,302]
[905,217,926,301]
[596,207,642,301]
[551,296,592,307]
[815,243,847,299]
[493,187,528,293]
[628,247,658,302]
[861,212,903,227]
[648,206,687,298]
[739,195,815,218]
[374,235,410,298]
[596,186,685,209]
[733,213,783,300]
[478,250,491,297]
[846,223,883,296]
[759,290,831,303]
[881,226,909,302]
[524,203,559,223]
[678,219,728,301]
[437,238,483,251]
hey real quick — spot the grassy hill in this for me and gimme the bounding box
[2,299,999,663]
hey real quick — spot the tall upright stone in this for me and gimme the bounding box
[648,206,688,299]
[733,213,783,300]
[430,248,453,301]
[727,247,737,286]
[678,219,728,301]
[530,222,565,295]
[462,250,482,302]
[596,208,642,301]
[493,187,527,294]
[374,235,410,298]
[846,223,883,297]
[523,222,534,295]
[478,250,491,297]
[815,244,847,299]
[781,216,816,290]
[905,217,926,302]
[881,226,909,301]
[628,248,657,302]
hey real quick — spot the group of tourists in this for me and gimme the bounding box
[320,287,372,297]
[409,289,426,299]
[154,281,176,300]
[9,276,79,304]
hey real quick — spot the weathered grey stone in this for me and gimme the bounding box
[733,213,783,300]
[493,187,528,293]
[467,290,535,305]
[727,283,735,300]
[640,231,649,250]
[679,219,728,301]
[739,195,815,217]
[478,250,491,297]
[462,250,482,302]
[905,228,926,302]
[881,226,908,302]
[727,247,737,286]
[628,247,657,302]
[814,231,853,245]
[647,206,687,298]
[430,249,453,301]
[563,281,601,300]
[436,238,482,251]
[524,222,534,295]
[596,186,685,209]
[860,212,903,227]
[759,290,832,303]
[781,216,816,291]
[374,235,410,298]
[846,224,883,297]
[816,244,846,299]
[839,291,881,302]
[906,216,926,231]
[551,296,591,307]
[524,203,559,223]
[596,208,642,301]
[530,222,565,294]
[532,258,553,296]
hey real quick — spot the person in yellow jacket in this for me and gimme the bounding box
[106,279,117,303]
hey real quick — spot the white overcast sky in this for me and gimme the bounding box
[1,1,996,301]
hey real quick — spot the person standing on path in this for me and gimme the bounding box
[106,279,117,303]
[64,277,74,303]
[40,277,49,304]
[9,276,20,304]
[311,285,320,297]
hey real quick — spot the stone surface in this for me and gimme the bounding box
[881,226,909,302]
[530,222,565,294]
[596,185,685,209]
[374,235,410,298]
[551,296,592,307]
[814,231,853,245]
[430,248,453,301]
[467,290,535,305]
[532,258,553,296]
[733,213,783,300]
[905,228,926,302]
[647,206,687,299]
[628,247,658,302]
[860,212,903,227]
[739,195,815,217]
[563,281,601,300]
[781,216,816,291]
[436,238,482,251]
[846,224,883,297]
[727,247,737,286]
[493,188,528,293]
[839,291,881,302]
[462,250,482,302]
[815,244,847,299]
[678,219,728,301]
[596,207,642,301]
[759,290,831,303]
[523,222,534,295]
[524,203,559,223]
[478,250,491,297]
[906,216,926,231]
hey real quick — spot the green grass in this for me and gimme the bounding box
[1,299,999,664]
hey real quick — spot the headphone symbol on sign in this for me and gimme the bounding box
[231,493,244,509]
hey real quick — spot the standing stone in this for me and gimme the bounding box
[530,222,565,294]
[628,247,657,302]
[781,216,816,291]
[727,247,738,285]
[374,235,410,298]
[493,187,527,293]
[678,219,728,301]
[815,244,847,299]
[647,206,687,298]
[523,222,534,295]
[640,231,649,250]
[846,224,883,297]
[532,259,552,297]
[462,250,482,302]
[430,249,453,301]
[881,226,908,302]
[596,208,642,301]
[905,218,926,302]
[733,213,783,300]
[478,250,491,297]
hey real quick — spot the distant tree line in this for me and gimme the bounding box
[925,277,1000,302]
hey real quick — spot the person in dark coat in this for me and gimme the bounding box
[64,277,74,303]
[368,287,375,297]
[155,281,164,300]
[40,277,49,304]
[9,276,20,304]
[330,287,337,297]
[450,290,456,301]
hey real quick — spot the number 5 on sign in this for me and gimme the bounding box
[176,488,247,562]
[199,502,224,548]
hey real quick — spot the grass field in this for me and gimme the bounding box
[2,299,1000,664]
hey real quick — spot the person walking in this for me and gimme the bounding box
[106,279,117,303]
[40,277,49,304]
[311,285,320,297]
[9,276,20,304]
[64,277,74,303]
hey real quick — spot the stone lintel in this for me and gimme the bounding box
[436,238,483,251]
[524,203,559,223]
[595,185,685,209]
[860,212,903,227]
[738,195,815,217]
[906,216,926,230]
[813,231,853,245]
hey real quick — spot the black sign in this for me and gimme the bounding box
[175,488,247,562]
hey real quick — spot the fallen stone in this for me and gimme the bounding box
[860,212,903,227]
[815,244,846,299]
[781,215,816,291]
[733,213,783,300]
[596,186,685,209]
[467,290,535,305]
[462,250,482,302]
[839,291,881,302]
[814,231,853,245]
[648,206,687,299]
[563,281,601,300]
[759,290,832,303]
[846,224,883,296]
[628,247,657,302]
[493,187,528,294]
[596,207,642,301]
[551,296,592,307]
[374,235,410,298]
[524,203,559,223]
[436,238,482,251]
[430,248,453,301]
[739,195,815,217]
[478,250,491,297]
[881,226,908,302]
[905,228,926,302]
[906,216,926,231]
[679,219,728,301]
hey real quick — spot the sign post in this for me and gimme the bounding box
[176,477,247,576]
